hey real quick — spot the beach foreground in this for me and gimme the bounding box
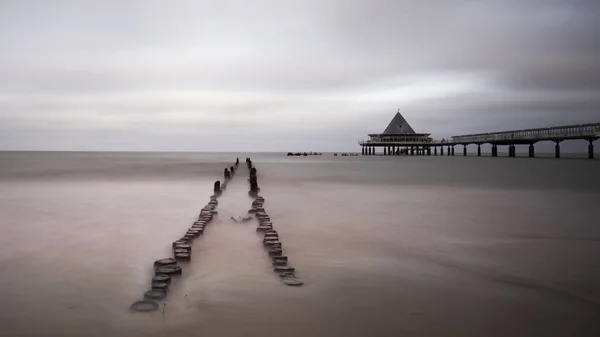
[1,152,599,337]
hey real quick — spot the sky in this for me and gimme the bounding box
[0,0,599,152]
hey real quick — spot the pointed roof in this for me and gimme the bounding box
[382,111,416,134]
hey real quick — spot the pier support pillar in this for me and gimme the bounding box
[588,139,595,159]
[492,145,498,157]
[384,147,387,156]
[477,145,481,157]
[451,146,455,156]
[529,144,535,158]
[463,145,467,156]
[508,145,514,157]
[411,147,414,155]
[554,141,561,158]
[441,146,444,155]
[428,147,431,156]
[434,147,438,156]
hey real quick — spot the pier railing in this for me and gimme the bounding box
[450,123,600,144]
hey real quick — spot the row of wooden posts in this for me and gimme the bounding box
[130,158,240,312]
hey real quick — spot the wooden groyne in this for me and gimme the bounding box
[130,157,303,312]
[130,157,240,312]
[245,160,303,286]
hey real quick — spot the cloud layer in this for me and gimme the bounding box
[1,0,599,151]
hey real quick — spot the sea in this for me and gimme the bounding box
[0,151,599,337]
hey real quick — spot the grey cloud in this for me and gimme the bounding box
[1,0,599,151]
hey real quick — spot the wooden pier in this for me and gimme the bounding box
[359,112,600,159]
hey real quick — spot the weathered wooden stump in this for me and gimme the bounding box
[224,168,231,180]
[274,266,295,273]
[281,277,304,286]
[214,181,221,194]
[174,252,191,261]
[155,265,183,275]
[130,300,159,312]
[151,282,169,291]
[144,289,167,300]
[154,258,177,267]
[152,274,171,284]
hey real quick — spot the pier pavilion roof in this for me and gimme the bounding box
[382,112,416,135]
[367,112,430,137]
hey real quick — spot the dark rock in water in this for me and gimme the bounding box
[151,282,169,291]
[152,274,171,284]
[155,265,182,275]
[214,181,221,193]
[144,289,167,300]
[154,258,177,267]
[131,300,159,312]
[282,278,304,286]
[279,272,295,278]
[269,248,283,256]
[274,266,295,273]
[174,252,191,261]
[273,260,287,266]
[173,249,188,255]
[183,234,195,240]
[263,235,279,241]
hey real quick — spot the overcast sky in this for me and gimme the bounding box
[1,0,599,151]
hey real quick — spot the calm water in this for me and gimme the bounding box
[1,152,599,337]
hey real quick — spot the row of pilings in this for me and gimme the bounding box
[130,158,240,312]
[245,159,303,286]
[361,140,597,159]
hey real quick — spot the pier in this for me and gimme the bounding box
[359,112,600,159]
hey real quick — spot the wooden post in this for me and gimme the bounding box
[529,144,535,158]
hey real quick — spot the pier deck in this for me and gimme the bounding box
[359,122,600,159]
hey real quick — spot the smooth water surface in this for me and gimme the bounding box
[1,152,599,337]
